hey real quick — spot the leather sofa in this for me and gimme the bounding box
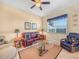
[22,32,46,46]
[21,32,39,46]
[60,33,79,52]
[0,44,19,59]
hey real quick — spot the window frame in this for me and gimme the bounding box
[47,14,68,34]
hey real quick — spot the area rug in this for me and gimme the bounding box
[19,44,62,59]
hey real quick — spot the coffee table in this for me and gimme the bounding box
[18,44,62,59]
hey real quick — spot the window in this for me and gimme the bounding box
[47,14,68,33]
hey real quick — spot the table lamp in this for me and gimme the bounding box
[14,29,20,38]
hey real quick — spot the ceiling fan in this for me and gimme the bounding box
[30,0,50,10]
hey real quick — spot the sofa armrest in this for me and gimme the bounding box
[61,38,67,42]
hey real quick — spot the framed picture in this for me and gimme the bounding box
[32,23,37,30]
[24,22,31,30]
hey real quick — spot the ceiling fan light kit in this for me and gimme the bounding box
[36,3,41,7]
[31,0,50,10]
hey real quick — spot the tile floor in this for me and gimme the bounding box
[57,49,79,59]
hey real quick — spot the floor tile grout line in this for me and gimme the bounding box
[55,48,62,59]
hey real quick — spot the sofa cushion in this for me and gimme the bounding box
[30,32,38,38]
[0,46,17,59]
[4,33,16,43]
[0,36,5,45]
[63,41,71,47]
[25,32,30,40]
[68,33,77,38]
[76,34,79,40]
[0,33,16,43]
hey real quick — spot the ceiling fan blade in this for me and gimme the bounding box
[40,6,42,10]
[41,2,50,4]
[30,4,36,9]
[31,0,35,2]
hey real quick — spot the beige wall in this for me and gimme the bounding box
[43,4,79,45]
[0,4,42,33]
[0,4,79,45]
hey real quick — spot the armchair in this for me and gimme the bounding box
[60,33,79,52]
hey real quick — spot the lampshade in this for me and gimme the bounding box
[14,29,20,33]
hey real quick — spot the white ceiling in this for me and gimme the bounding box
[1,0,79,17]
